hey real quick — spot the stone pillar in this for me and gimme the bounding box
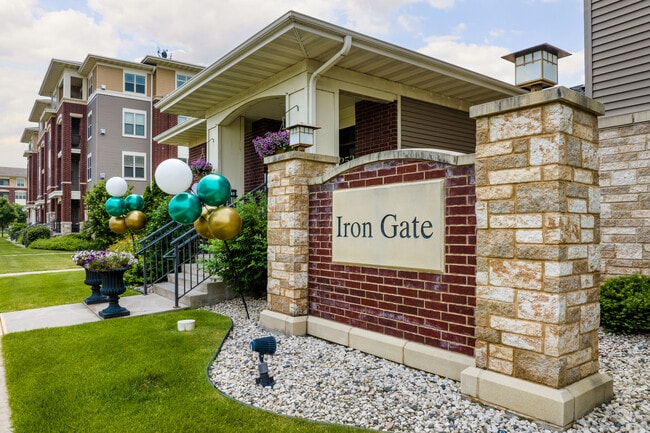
[259,151,338,335]
[461,87,613,430]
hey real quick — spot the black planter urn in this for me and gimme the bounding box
[97,268,130,319]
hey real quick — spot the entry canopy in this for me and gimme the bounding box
[156,11,524,120]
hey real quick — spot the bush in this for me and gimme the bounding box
[21,225,51,247]
[29,234,102,251]
[600,274,650,334]
[203,191,267,297]
[8,222,26,241]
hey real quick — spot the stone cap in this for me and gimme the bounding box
[469,86,605,119]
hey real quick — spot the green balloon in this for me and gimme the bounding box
[168,192,202,225]
[196,174,231,207]
[124,194,145,211]
[105,197,126,217]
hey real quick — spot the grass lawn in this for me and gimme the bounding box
[0,238,78,274]
[2,309,365,433]
[0,270,139,312]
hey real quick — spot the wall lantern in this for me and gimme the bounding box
[288,123,320,151]
[502,43,570,92]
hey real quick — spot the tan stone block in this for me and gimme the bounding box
[489,259,543,290]
[582,141,599,170]
[516,244,564,261]
[514,350,567,388]
[580,303,600,333]
[516,182,564,213]
[543,102,573,134]
[530,135,564,165]
[489,108,543,141]
[489,344,514,361]
[489,357,513,375]
[544,261,574,277]
[475,185,514,200]
[475,342,488,368]
[574,168,594,185]
[476,285,515,303]
[489,200,515,214]
[502,332,543,352]
[487,300,516,318]
[476,201,488,229]
[476,325,501,343]
[488,167,542,185]
[476,230,514,258]
[566,347,592,368]
[516,229,543,243]
[542,164,574,181]
[517,291,566,323]
[476,140,514,157]
[491,316,543,336]
[544,323,579,356]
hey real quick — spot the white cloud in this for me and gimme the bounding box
[418,34,514,83]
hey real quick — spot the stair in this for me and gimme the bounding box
[151,262,237,308]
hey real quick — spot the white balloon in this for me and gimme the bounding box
[105,177,128,197]
[155,159,193,195]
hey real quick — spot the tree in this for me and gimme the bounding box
[0,197,17,237]
[13,204,26,223]
[81,180,125,249]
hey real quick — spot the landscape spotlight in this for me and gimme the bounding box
[250,336,276,387]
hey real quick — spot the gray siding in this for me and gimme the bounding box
[401,97,475,154]
[586,0,650,116]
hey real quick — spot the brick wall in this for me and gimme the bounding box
[354,100,398,157]
[308,159,476,356]
[152,101,179,170]
[599,119,650,277]
[244,118,282,192]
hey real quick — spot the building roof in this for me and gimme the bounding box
[28,99,53,123]
[156,11,524,118]
[0,167,27,177]
[140,55,204,73]
[78,54,155,76]
[38,59,82,96]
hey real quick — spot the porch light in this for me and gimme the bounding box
[288,123,320,151]
[502,43,570,92]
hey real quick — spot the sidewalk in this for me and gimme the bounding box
[0,292,182,433]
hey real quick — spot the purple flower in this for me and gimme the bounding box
[72,250,138,271]
[252,130,290,159]
[189,158,213,177]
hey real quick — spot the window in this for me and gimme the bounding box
[15,191,26,201]
[88,74,93,95]
[0,192,8,199]
[16,178,25,187]
[124,72,146,94]
[87,153,92,181]
[123,152,146,180]
[0,179,8,186]
[87,112,93,139]
[123,109,146,137]
[176,73,192,88]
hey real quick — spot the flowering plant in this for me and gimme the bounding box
[73,250,138,271]
[72,250,105,267]
[252,130,290,159]
[189,158,213,178]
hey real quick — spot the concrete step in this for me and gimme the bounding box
[152,274,236,308]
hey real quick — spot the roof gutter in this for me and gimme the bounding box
[308,35,352,125]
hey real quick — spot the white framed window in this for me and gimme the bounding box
[15,191,26,201]
[124,72,146,94]
[87,112,93,139]
[86,153,92,181]
[123,109,146,138]
[123,152,146,180]
[176,73,192,88]
[16,178,25,187]
[88,74,93,95]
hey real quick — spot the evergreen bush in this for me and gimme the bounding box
[21,225,51,247]
[203,191,267,297]
[29,234,101,251]
[8,222,26,241]
[600,273,650,334]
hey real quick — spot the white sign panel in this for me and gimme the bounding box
[332,180,445,272]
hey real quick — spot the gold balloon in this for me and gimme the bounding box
[125,210,147,231]
[109,216,128,234]
[194,208,216,239]
[207,207,242,241]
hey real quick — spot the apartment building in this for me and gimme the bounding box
[584,0,650,277]
[21,54,203,233]
[0,167,27,206]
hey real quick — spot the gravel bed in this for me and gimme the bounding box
[204,299,649,433]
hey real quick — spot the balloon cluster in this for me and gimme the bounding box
[154,159,242,241]
[104,177,147,234]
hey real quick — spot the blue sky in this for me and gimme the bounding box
[0,0,585,168]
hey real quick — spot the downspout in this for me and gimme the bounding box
[308,35,352,125]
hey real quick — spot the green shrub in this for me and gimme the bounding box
[203,191,267,297]
[29,234,101,251]
[600,274,650,334]
[8,222,26,241]
[21,225,51,247]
